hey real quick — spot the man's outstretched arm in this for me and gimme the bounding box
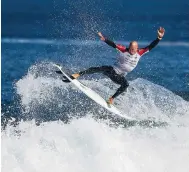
[138,27,165,56]
[97,32,126,52]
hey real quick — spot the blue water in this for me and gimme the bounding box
[2,1,189,171]
[2,0,189,118]
[2,0,189,116]
[2,40,189,102]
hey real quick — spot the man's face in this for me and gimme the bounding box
[129,42,138,55]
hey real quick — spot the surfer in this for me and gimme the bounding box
[71,27,165,104]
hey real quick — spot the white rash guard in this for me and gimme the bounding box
[104,38,160,75]
[113,47,149,74]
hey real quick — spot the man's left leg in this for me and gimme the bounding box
[106,72,129,104]
[111,79,129,98]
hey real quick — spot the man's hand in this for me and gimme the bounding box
[98,32,105,41]
[157,27,165,40]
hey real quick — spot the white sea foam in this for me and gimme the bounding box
[2,62,189,172]
[2,116,189,172]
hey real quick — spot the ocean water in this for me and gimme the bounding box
[1,0,189,172]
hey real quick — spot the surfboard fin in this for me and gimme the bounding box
[59,74,75,83]
[62,78,71,83]
[62,75,75,82]
[55,70,63,74]
[56,70,75,78]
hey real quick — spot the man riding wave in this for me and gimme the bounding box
[67,27,165,104]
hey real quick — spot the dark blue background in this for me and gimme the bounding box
[2,0,189,105]
[2,0,189,40]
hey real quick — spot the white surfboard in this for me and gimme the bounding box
[54,64,134,120]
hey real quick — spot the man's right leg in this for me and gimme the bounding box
[62,66,112,82]
[78,66,112,76]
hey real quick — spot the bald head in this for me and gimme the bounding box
[129,41,138,55]
[129,41,138,47]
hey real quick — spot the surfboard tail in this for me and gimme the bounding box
[55,67,75,83]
